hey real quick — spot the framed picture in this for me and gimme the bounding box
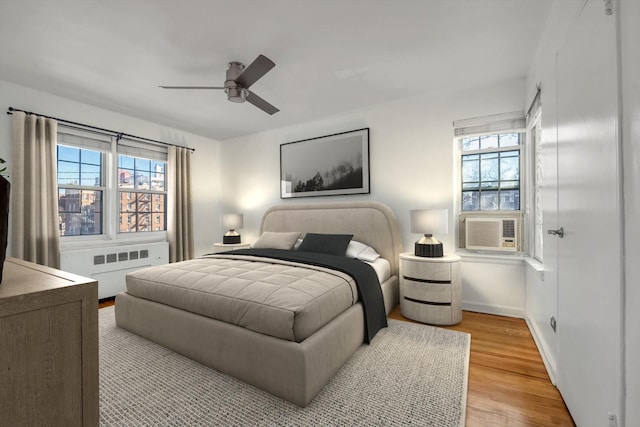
[280,128,370,199]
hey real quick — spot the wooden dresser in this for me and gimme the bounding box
[0,257,98,427]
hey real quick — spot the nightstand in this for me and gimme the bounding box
[399,252,462,325]
[211,242,251,253]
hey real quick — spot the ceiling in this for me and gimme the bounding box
[0,0,552,141]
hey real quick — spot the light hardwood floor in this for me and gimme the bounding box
[100,298,574,426]
[389,306,575,426]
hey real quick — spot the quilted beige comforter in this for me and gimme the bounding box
[125,254,359,342]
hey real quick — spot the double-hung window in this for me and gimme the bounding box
[57,144,104,236]
[454,112,526,251]
[117,155,166,232]
[56,130,167,240]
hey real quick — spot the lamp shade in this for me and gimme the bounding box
[410,209,448,235]
[223,213,243,230]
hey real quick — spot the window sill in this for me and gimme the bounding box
[456,250,526,265]
[523,256,545,281]
[60,233,167,251]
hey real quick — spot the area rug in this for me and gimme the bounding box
[99,307,470,426]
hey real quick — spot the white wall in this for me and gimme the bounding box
[0,80,222,258]
[221,78,529,316]
[620,0,640,424]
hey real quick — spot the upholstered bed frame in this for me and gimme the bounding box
[114,201,402,407]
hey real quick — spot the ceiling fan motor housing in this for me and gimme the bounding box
[225,61,247,102]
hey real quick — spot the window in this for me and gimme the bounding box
[56,131,168,239]
[454,112,527,252]
[57,145,104,236]
[118,155,166,233]
[460,133,522,211]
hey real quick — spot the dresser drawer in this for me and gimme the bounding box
[402,278,452,303]
[401,258,451,281]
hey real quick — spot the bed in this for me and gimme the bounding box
[114,201,403,407]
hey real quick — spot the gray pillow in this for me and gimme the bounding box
[297,233,353,256]
[252,231,301,250]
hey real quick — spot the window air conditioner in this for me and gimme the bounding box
[465,217,518,252]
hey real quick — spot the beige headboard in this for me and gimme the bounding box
[260,201,403,276]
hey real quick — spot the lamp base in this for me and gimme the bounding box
[414,235,443,257]
[223,230,241,244]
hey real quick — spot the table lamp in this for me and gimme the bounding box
[222,213,243,244]
[410,209,448,257]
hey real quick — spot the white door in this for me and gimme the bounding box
[555,1,623,426]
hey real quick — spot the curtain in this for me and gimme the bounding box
[11,111,60,268]
[167,145,193,262]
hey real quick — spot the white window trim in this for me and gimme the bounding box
[526,107,543,261]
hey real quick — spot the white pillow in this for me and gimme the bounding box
[345,240,381,262]
[252,231,301,250]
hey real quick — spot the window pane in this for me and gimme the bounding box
[119,212,136,232]
[59,189,80,213]
[462,157,479,182]
[151,161,165,174]
[152,194,165,212]
[151,173,165,192]
[137,193,151,212]
[80,164,101,186]
[462,191,479,211]
[500,154,520,180]
[135,171,151,190]
[118,169,135,188]
[81,149,101,165]
[499,133,520,147]
[461,137,479,151]
[58,161,80,185]
[119,155,134,169]
[480,191,499,210]
[500,190,520,210]
[135,158,151,171]
[480,154,499,181]
[137,213,151,231]
[480,134,499,149]
[58,145,79,162]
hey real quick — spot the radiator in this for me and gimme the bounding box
[60,242,169,299]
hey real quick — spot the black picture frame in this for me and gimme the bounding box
[280,128,370,199]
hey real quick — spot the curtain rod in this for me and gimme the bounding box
[6,107,195,153]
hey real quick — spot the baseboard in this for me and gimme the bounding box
[524,314,558,385]
[461,301,525,318]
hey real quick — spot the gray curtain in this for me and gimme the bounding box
[167,145,193,262]
[11,111,60,268]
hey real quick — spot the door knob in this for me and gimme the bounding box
[547,227,564,238]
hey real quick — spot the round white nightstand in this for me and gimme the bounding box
[399,252,462,325]
[211,242,251,253]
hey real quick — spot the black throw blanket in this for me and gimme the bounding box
[213,248,388,343]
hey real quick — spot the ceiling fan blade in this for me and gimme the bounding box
[159,86,225,90]
[246,91,279,115]
[235,55,275,89]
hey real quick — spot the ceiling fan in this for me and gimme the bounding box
[159,54,279,115]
